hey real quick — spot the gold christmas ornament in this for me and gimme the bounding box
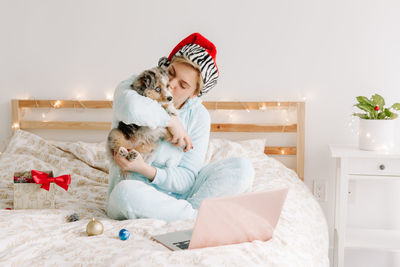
[86,218,104,236]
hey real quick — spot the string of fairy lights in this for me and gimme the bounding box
[10,91,114,131]
[5,93,308,156]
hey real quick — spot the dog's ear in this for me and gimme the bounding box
[142,70,156,88]
[132,70,156,95]
[158,66,168,76]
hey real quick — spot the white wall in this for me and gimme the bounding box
[1,0,400,266]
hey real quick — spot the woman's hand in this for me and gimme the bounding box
[167,115,193,152]
[113,150,157,181]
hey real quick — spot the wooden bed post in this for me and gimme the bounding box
[11,99,21,134]
[296,102,305,181]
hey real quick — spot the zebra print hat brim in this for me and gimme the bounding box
[158,33,219,96]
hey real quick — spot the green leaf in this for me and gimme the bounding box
[356,96,374,107]
[392,103,400,110]
[372,94,385,108]
[377,112,386,119]
[355,103,374,113]
[384,108,392,117]
[390,113,398,119]
[353,113,369,119]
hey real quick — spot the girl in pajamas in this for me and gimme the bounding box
[106,33,254,222]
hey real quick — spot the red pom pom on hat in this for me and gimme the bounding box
[158,33,219,96]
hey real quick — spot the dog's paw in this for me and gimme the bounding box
[166,105,178,116]
[127,150,138,161]
[118,147,129,158]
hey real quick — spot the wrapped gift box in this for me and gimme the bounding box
[13,170,63,209]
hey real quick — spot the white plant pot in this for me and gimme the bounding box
[358,118,396,151]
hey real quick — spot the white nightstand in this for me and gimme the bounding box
[330,145,400,267]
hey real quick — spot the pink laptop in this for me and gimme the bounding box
[151,187,289,250]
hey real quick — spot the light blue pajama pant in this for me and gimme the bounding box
[106,157,255,222]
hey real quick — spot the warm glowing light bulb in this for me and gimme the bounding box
[42,113,46,119]
[12,123,20,129]
[277,102,281,107]
[54,100,62,108]
[106,93,113,101]
[281,149,285,155]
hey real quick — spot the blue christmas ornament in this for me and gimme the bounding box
[119,229,130,240]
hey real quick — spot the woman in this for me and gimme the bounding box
[106,33,254,221]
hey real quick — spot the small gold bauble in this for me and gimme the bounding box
[86,218,104,236]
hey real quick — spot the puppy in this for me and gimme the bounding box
[107,67,177,175]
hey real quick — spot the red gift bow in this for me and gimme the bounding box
[31,170,71,191]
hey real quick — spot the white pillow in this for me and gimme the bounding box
[204,138,266,165]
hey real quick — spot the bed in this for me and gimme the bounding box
[0,100,329,266]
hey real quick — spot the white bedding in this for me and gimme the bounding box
[0,130,329,266]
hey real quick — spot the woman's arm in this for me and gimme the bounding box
[113,150,157,179]
[112,75,193,149]
[112,75,170,129]
[113,105,210,194]
[150,107,210,194]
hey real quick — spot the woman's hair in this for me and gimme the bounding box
[170,56,204,95]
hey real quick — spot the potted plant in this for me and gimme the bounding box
[353,94,400,151]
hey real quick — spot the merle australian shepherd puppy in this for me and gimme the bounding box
[107,67,177,173]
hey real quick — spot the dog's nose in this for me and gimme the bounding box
[167,96,173,102]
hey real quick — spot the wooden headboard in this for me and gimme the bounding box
[11,99,305,181]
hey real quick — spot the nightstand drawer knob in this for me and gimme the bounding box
[379,164,385,170]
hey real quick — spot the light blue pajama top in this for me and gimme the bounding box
[107,75,211,200]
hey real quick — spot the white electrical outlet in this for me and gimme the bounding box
[313,179,327,202]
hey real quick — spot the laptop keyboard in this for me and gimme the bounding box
[173,240,190,250]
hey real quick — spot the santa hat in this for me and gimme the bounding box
[158,33,219,96]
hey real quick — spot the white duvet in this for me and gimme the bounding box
[0,130,329,266]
